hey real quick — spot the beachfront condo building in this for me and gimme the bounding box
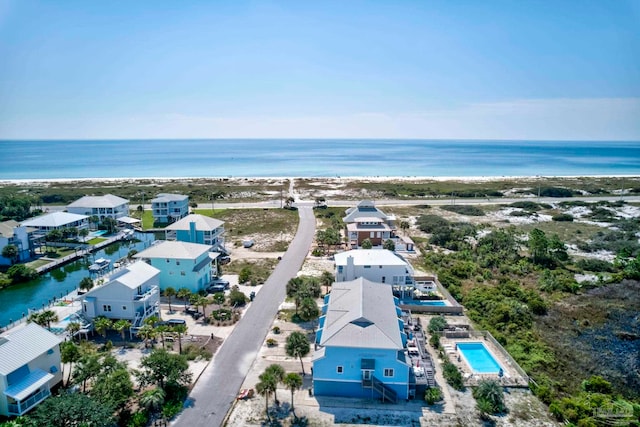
[151,193,189,224]
[67,194,130,220]
[164,214,226,253]
[313,277,410,401]
[134,240,214,293]
[0,323,63,416]
[334,249,414,286]
[80,261,161,330]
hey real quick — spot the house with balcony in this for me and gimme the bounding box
[0,323,63,417]
[343,201,397,248]
[134,240,213,293]
[80,261,160,330]
[151,193,189,224]
[0,220,35,265]
[67,194,130,220]
[313,277,410,401]
[334,249,414,288]
[20,212,89,234]
[164,214,225,253]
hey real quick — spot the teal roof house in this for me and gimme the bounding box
[134,240,214,293]
[313,277,410,402]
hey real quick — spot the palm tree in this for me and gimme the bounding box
[60,341,80,386]
[265,364,285,406]
[177,287,192,310]
[164,286,177,313]
[473,379,506,414]
[283,372,303,414]
[79,277,94,292]
[113,319,132,346]
[155,324,169,350]
[90,215,100,231]
[400,220,410,235]
[256,373,276,422]
[171,323,188,354]
[93,316,112,340]
[285,332,311,376]
[39,310,58,330]
[320,271,333,295]
[66,321,82,340]
[137,324,156,348]
[139,387,165,423]
[1,244,19,265]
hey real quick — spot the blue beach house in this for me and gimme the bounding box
[134,240,214,293]
[164,214,225,253]
[313,277,410,402]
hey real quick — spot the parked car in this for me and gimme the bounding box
[210,278,230,289]
[207,284,226,293]
[219,255,231,265]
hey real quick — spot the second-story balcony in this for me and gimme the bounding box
[134,285,159,301]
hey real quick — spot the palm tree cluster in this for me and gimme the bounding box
[27,309,59,330]
[286,276,321,322]
[255,364,303,422]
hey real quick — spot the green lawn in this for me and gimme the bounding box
[26,259,53,269]
[87,237,107,245]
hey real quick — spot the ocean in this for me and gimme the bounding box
[1,139,639,180]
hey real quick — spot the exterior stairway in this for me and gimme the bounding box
[364,376,398,403]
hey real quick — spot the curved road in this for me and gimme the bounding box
[173,206,316,427]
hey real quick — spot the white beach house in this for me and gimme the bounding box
[67,194,130,220]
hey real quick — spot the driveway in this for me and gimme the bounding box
[172,206,316,426]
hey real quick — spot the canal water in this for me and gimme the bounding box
[0,232,155,328]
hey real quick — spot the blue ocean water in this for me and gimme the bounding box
[0,139,638,179]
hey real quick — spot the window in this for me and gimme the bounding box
[166,259,170,263]
[370,231,375,238]
[176,260,180,265]
[103,305,112,312]
[181,271,186,276]
[338,266,343,273]
[122,306,127,311]
[381,276,386,283]
[364,265,371,269]
[336,366,343,374]
[384,368,394,377]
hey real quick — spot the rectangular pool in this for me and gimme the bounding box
[457,342,502,374]
[400,299,449,306]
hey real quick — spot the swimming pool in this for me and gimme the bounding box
[400,299,449,306]
[91,230,108,237]
[457,342,502,374]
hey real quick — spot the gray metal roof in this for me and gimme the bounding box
[100,261,159,290]
[151,193,188,203]
[334,249,409,267]
[67,194,128,208]
[0,323,62,375]
[134,240,212,260]
[343,200,393,223]
[319,277,403,350]
[21,212,88,228]
[164,214,223,231]
[0,220,20,238]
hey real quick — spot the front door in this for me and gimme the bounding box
[362,370,372,381]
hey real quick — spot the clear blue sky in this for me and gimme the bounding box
[0,0,638,140]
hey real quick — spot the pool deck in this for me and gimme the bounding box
[440,334,529,387]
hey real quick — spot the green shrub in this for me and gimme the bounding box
[127,411,149,427]
[552,213,574,222]
[443,361,464,391]
[182,344,212,361]
[416,214,449,233]
[510,201,541,211]
[576,258,614,273]
[441,205,485,216]
[428,316,447,333]
[7,264,38,283]
[540,187,573,197]
[424,387,443,404]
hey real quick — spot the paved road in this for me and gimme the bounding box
[173,206,316,427]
